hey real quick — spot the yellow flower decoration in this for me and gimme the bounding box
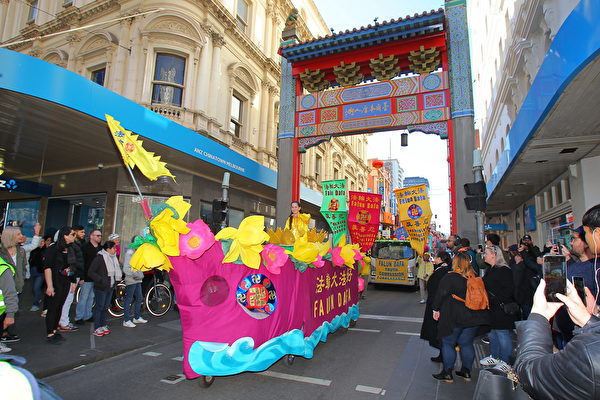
[284,233,319,264]
[333,234,360,269]
[314,240,331,257]
[149,196,191,256]
[214,215,270,269]
[130,243,174,272]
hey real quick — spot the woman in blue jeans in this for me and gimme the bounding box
[122,240,147,327]
[88,241,122,336]
[481,245,516,371]
[432,252,490,382]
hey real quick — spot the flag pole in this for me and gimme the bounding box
[125,164,153,220]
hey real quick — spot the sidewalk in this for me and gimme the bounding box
[384,334,488,399]
[6,283,182,378]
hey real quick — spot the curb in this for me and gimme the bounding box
[34,337,180,379]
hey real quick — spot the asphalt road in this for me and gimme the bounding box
[42,284,481,400]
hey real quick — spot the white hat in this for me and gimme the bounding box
[108,233,120,241]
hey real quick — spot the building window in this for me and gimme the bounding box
[334,168,339,180]
[315,155,322,181]
[91,68,106,86]
[27,0,38,23]
[151,53,186,107]
[236,0,249,32]
[230,93,244,137]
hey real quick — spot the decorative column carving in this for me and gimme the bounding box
[208,30,225,125]
[0,0,10,41]
[266,85,277,154]
[65,33,81,71]
[110,20,131,93]
[271,16,281,59]
[197,41,211,114]
[124,19,141,100]
[263,4,274,58]
[258,81,270,152]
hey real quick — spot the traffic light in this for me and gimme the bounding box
[464,181,487,211]
[212,199,228,224]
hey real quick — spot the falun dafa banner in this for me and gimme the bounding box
[394,184,431,256]
[348,191,381,252]
[320,179,348,247]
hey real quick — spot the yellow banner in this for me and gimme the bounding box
[375,259,409,283]
[105,114,176,182]
[394,184,431,256]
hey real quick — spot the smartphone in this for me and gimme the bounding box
[572,276,587,306]
[542,255,567,302]
[477,244,483,252]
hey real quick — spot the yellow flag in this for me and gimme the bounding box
[394,184,432,256]
[105,114,176,182]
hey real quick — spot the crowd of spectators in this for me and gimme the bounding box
[420,203,600,400]
[0,225,149,354]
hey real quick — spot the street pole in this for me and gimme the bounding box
[473,149,485,245]
[221,172,230,230]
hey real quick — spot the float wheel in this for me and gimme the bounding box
[284,354,295,366]
[198,375,215,388]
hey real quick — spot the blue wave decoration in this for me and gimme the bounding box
[188,304,360,376]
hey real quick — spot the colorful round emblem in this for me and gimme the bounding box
[422,74,442,90]
[408,204,423,220]
[236,274,277,318]
[300,94,316,110]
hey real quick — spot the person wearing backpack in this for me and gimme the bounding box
[431,252,490,382]
[480,245,516,373]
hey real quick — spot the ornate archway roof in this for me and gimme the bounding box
[280,9,444,63]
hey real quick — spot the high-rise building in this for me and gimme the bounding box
[382,159,403,215]
[403,176,430,194]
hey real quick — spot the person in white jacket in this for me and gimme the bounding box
[122,238,147,328]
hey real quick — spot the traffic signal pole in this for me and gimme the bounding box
[473,149,485,246]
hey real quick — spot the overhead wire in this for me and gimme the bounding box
[1,3,162,49]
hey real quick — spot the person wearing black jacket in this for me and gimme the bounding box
[514,278,600,400]
[88,241,122,337]
[481,245,516,371]
[515,241,542,319]
[74,229,102,324]
[431,252,490,382]
[43,226,76,344]
[420,250,452,362]
[28,236,51,312]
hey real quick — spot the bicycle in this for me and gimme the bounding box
[108,272,173,318]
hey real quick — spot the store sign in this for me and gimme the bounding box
[484,224,508,231]
[0,176,51,197]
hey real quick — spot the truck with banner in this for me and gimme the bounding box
[369,239,418,287]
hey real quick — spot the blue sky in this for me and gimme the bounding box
[314,0,445,32]
[313,0,451,235]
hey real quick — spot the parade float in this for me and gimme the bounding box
[126,195,366,386]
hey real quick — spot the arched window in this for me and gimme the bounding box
[152,53,186,107]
